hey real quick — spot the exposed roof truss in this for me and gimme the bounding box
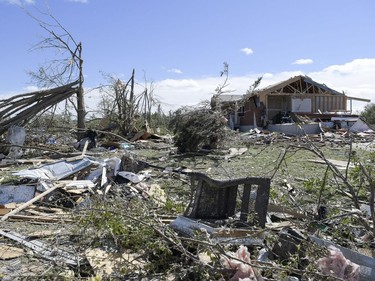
[258,75,344,96]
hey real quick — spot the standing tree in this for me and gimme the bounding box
[98,70,161,136]
[360,103,375,125]
[27,10,86,132]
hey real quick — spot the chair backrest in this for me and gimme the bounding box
[184,172,271,228]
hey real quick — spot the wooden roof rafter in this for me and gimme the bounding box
[256,75,345,97]
[259,75,302,93]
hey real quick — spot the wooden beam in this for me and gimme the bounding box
[347,96,371,102]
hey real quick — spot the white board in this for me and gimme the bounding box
[292,98,311,112]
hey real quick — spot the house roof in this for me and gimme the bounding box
[252,75,345,97]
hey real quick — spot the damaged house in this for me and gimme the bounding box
[212,75,370,134]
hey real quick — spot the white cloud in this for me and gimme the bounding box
[240,48,253,55]
[1,0,34,5]
[158,79,200,90]
[22,85,39,92]
[319,58,375,75]
[167,68,183,74]
[66,0,88,3]
[292,58,314,65]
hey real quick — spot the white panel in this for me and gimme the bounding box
[292,98,312,112]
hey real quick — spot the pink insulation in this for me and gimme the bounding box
[220,245,263,281]
[317,245,359,281]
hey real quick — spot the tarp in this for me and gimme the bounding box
[349,119,373,133]
[0,185,36,205]
[13,157,93,180]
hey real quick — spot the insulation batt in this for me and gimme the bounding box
[317,245,359,281]
[220,245,263,281]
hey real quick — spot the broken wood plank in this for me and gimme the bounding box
[0,203,16,215]
[0,244,24,260]
[104,184,112,195]
[31,205,65,214]
[130,131,145,142]
[27,230,62,238]
[227,147,248,159]
[308,159,354,169]
[267,203,309,220]
[101,166,107,187]
[13,158,57,165]
[3,202,17,209]
[266,221,292,230]
[81,139,89,156]
[59,180,96,189]
[0,208,11,215]
[23,208,62,217]
[64,189,87,195]
[5,214,72,223]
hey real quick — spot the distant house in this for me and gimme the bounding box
[212,75,370,132]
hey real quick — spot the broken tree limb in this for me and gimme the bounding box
[0,182,62,222]
[0,81,79,136]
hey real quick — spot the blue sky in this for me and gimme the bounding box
[1,0,374,113]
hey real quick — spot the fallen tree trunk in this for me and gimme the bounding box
[0,80,79,136]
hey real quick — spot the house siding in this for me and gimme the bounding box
[314,95,347,113]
